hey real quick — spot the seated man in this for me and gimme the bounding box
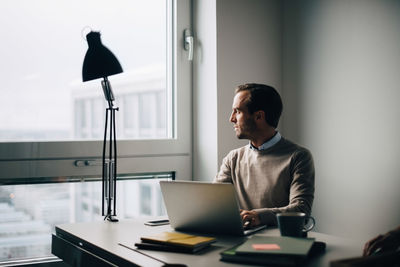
[214,83,315,227]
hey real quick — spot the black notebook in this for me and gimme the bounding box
[220,238,326,266]
[135,231,216,254]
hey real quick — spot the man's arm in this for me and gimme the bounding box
[254,149,315,225]
[363,225,400,256]
[214,153,234,183]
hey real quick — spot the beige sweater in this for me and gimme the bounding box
[215,138,315,226]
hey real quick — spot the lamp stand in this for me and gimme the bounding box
[101,77,119,222]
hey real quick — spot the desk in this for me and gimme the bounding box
[52,219,363,267]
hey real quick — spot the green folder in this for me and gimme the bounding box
[235,235,315,257]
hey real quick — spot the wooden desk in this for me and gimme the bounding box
[52,219,363,267]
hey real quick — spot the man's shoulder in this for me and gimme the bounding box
[273,137,312,155]
[225,145,250,159]
[277,138,313,160]
[229,144,249,154]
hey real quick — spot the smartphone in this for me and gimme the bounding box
[144,219,170,226]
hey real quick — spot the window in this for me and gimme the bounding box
[0,0,191,180]
[1,0,169,142]
[0,0,192,264]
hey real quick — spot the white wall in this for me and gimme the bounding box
[193,0,218,181]
[194,0,400,242]
[193,0,282,181]
[282,0,400,240]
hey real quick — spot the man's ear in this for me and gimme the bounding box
[255,111,264,121]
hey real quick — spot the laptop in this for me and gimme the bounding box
[159,180,267,236]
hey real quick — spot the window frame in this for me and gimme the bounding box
[0,0,192,182]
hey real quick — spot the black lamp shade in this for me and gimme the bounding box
[82,31,123,82]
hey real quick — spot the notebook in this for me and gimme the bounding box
[220,237,325,266]
[136,231,216,253]
[235,235,315,257]
[159,181,267,236]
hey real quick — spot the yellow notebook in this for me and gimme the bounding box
[141,231,216,248]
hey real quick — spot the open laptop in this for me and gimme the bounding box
[159,180,267,236]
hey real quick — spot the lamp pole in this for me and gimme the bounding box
[102,77,119,222]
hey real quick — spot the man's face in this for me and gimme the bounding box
[230,91,257,139]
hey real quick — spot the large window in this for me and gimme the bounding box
[0,0,192,264]
[0,0,170,142]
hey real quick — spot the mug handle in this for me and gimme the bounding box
[302,216,315,232]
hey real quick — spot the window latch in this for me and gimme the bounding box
[184,29,193,61]
[74,160,102,167]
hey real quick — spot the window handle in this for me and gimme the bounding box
[74,160,102,167]
[184,29,193,61]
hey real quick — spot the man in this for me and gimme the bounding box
[214,83,315,227]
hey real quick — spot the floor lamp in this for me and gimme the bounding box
[82,31,123,222]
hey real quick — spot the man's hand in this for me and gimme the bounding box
[240,209,261,227]
[363,226,400,256]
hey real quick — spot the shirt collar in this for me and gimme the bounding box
[249,132,282,151]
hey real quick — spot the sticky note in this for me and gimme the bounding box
[252,243,281,250]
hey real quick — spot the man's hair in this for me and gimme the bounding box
[235,83,283,128]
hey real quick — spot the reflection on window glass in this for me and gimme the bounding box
[0,176,170,263]
[0,0,169,142]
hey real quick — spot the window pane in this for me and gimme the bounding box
[0,175,171,263]
[0,0,170,142]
